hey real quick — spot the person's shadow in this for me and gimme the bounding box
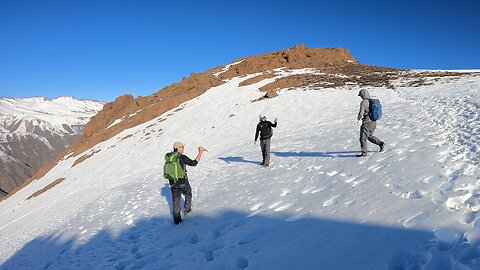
[272,151,359,158]
[161,183,185,215]
[218,156,260,164]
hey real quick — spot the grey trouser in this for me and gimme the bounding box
[360,121,383,153]
[171,179,192,224]
[260,139,271,165]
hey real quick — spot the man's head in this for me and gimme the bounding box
[173,141,185,153]
[259,115,267,121]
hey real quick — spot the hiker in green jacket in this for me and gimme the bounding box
[166,141,205,225]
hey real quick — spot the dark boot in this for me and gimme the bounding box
[356,152,367,157]
[379,143,386,152]
[173,215,182,225]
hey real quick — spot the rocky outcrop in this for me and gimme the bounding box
[215,45,357,80]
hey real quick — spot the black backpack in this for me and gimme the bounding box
[259,122,273,139]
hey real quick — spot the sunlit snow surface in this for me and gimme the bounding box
[0,71,479,270]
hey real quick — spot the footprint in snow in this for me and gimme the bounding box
[439,181,454,192]
[460,210,479,225]
[326,171,338,177]
[344,177,356,184]
[310,187,326,194]
[402,212,429,228]
[280,189,290,197]
[434,227,462,251]
[431,191,448,205]
[286,213,307,222]
[302,187,315,194]
[250,203,264,211]
[388,250,432,270]
[200,244,225,262]
[368,164,383,172]
[238,230,268,245]
[268,201,283,209]
[235,257,249,269]
[323,196,341,207]
[274,203,293,212]
[400,190,423,200]
[343,200,355,207]
[465,218,480,245]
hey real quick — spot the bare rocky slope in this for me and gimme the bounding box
[0,97,103,197]
[3,44,477,201]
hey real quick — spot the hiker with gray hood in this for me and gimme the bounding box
[357,89,385,157]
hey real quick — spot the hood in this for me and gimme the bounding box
[358,89,371,99]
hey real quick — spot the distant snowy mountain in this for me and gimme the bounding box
[0,96,103,196]
[0,46,479,269]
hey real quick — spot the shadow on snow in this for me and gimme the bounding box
[2,209,474,270]
[218,156,260,165]
[272,151,360,158]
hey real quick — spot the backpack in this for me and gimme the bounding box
[163,152,186,183]
[369,98,382,121]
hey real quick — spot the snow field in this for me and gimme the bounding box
[0,71,479,269]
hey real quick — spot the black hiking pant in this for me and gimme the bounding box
[170,178,192,224]
[360,121,383,154]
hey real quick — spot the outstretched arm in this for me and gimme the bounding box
[182,148,205,167]
[271,118,278,127]
[194,147,205,162]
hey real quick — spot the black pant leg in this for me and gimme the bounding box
[179,181,193,213]
[171,187,182,224]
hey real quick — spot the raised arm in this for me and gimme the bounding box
[271,118,278,127]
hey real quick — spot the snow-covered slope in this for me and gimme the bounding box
[0,96,103,195]
[0,71,479,270]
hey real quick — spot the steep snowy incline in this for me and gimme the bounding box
[0,72,479,270]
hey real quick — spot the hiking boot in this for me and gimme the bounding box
[379,143,386,152]
[259,162,265,166]
[184,209,192,216]
[174,217,182,225]
[356,152,367,157]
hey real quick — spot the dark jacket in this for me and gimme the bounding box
[170,153,198,186]
[255,120,277,141]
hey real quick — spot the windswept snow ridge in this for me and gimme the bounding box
[0,72,479,269]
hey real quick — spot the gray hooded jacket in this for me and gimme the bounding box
[357,89,372,123]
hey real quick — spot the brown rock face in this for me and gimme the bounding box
[216,45,357,80]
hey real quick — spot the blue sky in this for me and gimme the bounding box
[1,0,479,101]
